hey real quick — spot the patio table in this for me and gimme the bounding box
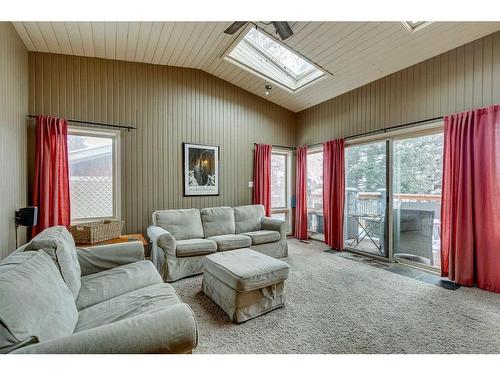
[347,213,384,255]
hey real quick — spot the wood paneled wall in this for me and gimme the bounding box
[0,23,28,259]
[23,30,500,248]
[296,31,500,145]
[28,52,296,237]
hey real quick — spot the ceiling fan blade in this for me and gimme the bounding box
[271,22,294,40]
[224,22,248,35]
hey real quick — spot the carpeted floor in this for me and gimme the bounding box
[172,239,500,354]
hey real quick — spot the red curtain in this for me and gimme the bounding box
[253,144,272,216]
[295,146,308,240]
[441,105,500,293]
[32,115,71,235]
[323,139,345,250]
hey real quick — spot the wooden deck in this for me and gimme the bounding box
[344,238,441,268]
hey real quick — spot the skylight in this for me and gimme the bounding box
[244,28,315,77]
[223,27,327,93]
[402,21,432,32]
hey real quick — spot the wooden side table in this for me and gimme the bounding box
[78,234,149,257]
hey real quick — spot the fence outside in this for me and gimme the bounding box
[70,176,113,220]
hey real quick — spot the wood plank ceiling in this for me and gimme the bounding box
[12,21,500,112]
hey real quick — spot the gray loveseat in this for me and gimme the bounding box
[147,204,288,282]
[0,226,198,354]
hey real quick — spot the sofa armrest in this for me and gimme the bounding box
[147,225,176,257]
[13,304,198,354]
[261,217,287,240]
[77,242,145,276]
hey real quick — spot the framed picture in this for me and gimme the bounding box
[183,143,220,196]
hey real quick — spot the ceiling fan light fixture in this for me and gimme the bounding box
[223,22,248,35]
[223,21,294,41]
[271,22,294,40]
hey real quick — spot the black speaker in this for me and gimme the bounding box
[15,206,38,227]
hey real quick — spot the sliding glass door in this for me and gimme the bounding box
[342,125,443,270]
[344,141,388,257]
[393,133,443,269]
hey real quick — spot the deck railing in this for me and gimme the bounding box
[308,190,441,238]
[344,189,441,250]
[347,190,441,216]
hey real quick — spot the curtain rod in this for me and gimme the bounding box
[27,115,136,132]
[254,142,295,150]
[304,116,444,149]
[255,116,444,151]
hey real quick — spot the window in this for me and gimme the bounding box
[271,150,292,234]
[306,149,324,240]
[271,153,287,208]
[68,128,120,222]
[223,26,327,93]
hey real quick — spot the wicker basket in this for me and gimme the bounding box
[70,219,124,245]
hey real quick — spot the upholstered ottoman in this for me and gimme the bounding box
[202,248,290,323]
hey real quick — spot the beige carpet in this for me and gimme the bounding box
[171,239,500,354]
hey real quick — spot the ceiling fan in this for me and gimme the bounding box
[223,21,294,41]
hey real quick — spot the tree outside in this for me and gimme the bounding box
[345,133,443,195]
[393,134,443,195]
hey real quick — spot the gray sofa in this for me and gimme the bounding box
[0,226,198,354]
[147,204,288,282]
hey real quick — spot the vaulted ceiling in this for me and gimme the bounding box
[12,21,500,112]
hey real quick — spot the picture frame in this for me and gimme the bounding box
[183,142,220,196]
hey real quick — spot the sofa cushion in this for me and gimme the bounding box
[76,260,163,311]
[75,283,182,332]
[204,249,290,292]
[241,230,281,245]
[0,250,78,352]
[200,206,235,237]
[153,209,204,240]
[207,234,251,251]
[25,226,82,299]
[176,239,217,258]
[233,205,265,234]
